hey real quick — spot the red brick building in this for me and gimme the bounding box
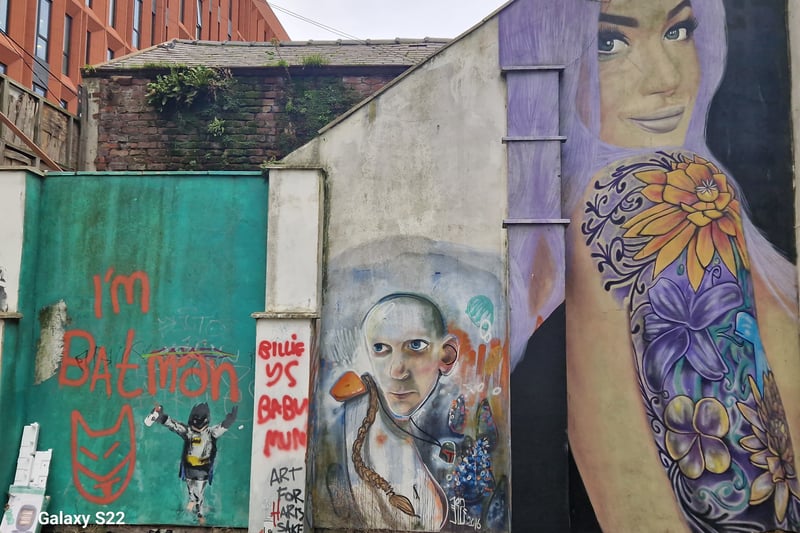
[0,0,288,113]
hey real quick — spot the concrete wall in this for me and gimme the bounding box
[284,17,513,533]
[249,169,323,533]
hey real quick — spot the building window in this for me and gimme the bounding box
[132,0,142,48]
[62,15,72,74]
[35,0,52,61]
[33,83,47,97]
[59,99,68,109]
[108,0,116,27]
[107,48,114,61]
[227,0,232,39]
[195,0,202,39]
[86,0,92,7]
[0,0,8,33]
[179,0,185,23]
[151,0,157,45]
[86,31,92,64]
[0,63,6,74]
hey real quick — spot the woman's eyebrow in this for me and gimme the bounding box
[599,0,692,28]
[668,0,692,20]
[598,12,638,27]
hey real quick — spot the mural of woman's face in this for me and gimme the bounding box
[597,0,701,147]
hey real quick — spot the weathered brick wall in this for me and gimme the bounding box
[88,70,400,172]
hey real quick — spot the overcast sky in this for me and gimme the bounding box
[269,1,510,41]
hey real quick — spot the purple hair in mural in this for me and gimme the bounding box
[501,0,800,531]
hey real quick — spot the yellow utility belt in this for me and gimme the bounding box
[186,455,210,466]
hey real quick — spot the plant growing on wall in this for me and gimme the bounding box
[145,66,244,170]
[146,66,234,113]
[206,117,226,137]
[277,78,362,153]
[301,54,329,67]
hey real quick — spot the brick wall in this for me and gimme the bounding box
[88,69,402,172]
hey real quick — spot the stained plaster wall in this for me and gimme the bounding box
[283,20,507,258]
[0,171,28,315]
[283,16,514,533]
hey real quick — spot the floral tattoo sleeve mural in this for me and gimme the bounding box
[582,150,800,531]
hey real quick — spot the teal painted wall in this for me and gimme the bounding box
[16,172,267,527]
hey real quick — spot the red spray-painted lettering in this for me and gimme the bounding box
[265,360,298,388]
[93,268,150,319]
[59,330,241,402]
[258,334,305,360]
[60,329,143,398]
[257,394,308,423]
[147,353,241,402]
[257,334,309,458]
[263,428,307,457]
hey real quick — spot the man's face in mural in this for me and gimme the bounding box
[363,296,458,417]
[597,0,701,147]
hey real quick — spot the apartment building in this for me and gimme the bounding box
[0,0,288,113]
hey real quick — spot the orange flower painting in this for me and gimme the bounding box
[737,374,800,523]
[622,155,749,291]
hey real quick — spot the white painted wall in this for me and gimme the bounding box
[249,318,313,533]
[264,169,323,314]
[0,171,30,314]
[250,169,322,533]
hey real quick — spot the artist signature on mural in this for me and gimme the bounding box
[449,496,482,530]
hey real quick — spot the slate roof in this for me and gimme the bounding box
[95,38,451,71]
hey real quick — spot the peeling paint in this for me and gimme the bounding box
[0,265,8,312]
[34,300,68,384]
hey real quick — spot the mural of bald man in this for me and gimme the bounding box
[330,293,460,530]
[363,293,459,416]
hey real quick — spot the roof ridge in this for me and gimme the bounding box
[93,37,451,71]
[169,38,449,47]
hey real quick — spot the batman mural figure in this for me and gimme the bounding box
[145,402,238,522]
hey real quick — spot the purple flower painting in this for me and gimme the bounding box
[643,278,743,392]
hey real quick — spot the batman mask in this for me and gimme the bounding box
[188,402,210,430]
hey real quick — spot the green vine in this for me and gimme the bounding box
[277,78,362,153]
